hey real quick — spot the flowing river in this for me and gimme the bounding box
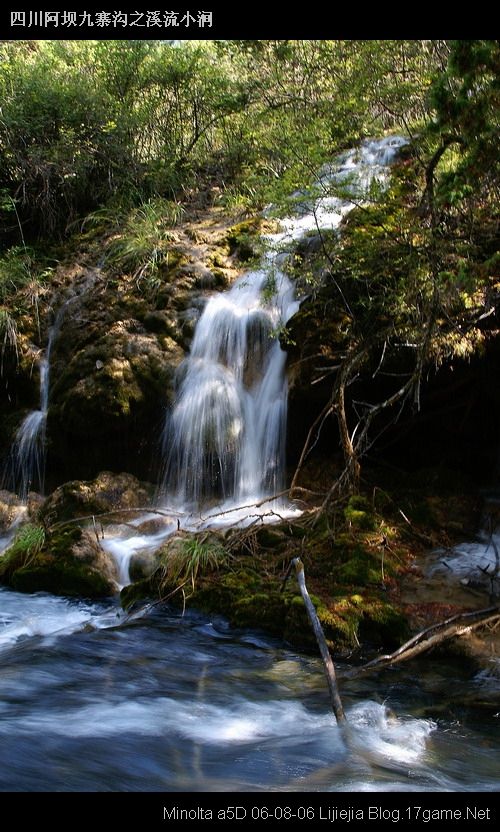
[0,586,498,792]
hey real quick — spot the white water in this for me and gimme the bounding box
[9,350,49,501]
[1,587,498,792]
[423,527,500,607]
[162,270,299,507]
[4,299,73,501]
[266,135,408,248]
[0,587,123,652]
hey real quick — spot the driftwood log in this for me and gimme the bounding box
[345,604,500,679]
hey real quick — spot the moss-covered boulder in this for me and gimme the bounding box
[5,256,193,483]
[0,523,117,597]
[46,272,185,466]
[38,471,155,526]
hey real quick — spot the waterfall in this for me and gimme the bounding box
[9,400,47,502]
[161,136,407,514]
[5,298,73,501]
[162,270,298,508]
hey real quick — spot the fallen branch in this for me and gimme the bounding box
[48,506,184,531]
[345,605,500,679]
[289,557,346,723]
[199,490,292,522]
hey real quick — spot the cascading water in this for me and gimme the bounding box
[1,588,499,792]
[4,298,73,501]
[160,136,407,515]
[162,271,298,507]
[97,137,410,584]
[8,363,49,502]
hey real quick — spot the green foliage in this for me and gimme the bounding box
[427,40,499,208]
[0,40,449,243]
[0,246,53,345]
[0,40,249,240]
[0,308,19,363]
[0,38,496,503]
[99,198,184,285]
[0,523,46,580]
[0,247,37,301]
[306,156,494,369]
[12,523,46,556]
[163,536,229,592]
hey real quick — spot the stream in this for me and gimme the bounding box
[1,586,498,792]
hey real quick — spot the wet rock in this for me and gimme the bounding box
[129,550,160,582]
[135,517,174,535]
[0,490,24,531]
[71,528,119,584]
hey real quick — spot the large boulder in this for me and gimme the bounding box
[43,264,188,482]
[38,471,155,526]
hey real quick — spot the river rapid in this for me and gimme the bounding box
[1,586,498,792]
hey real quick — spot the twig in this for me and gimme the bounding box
[199,491,291,522]
[290,403,334,492]
[92,515,99,545]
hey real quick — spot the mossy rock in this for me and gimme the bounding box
[282,594,339,651]
[335,544,384,585]
[232,591,287,634]
[317,604,360,649]
[38,471,155,525]
[193,569,260,614]
[129,550,160,582]
[11,559,112,597]
[142,310,177,335]
[120,576,157,610]
[43,271,186,457]
[50,328,182,437]
[0,524,116,598]
[226,218,263,262]
[359,601,410,648]
[344,495,377,531]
